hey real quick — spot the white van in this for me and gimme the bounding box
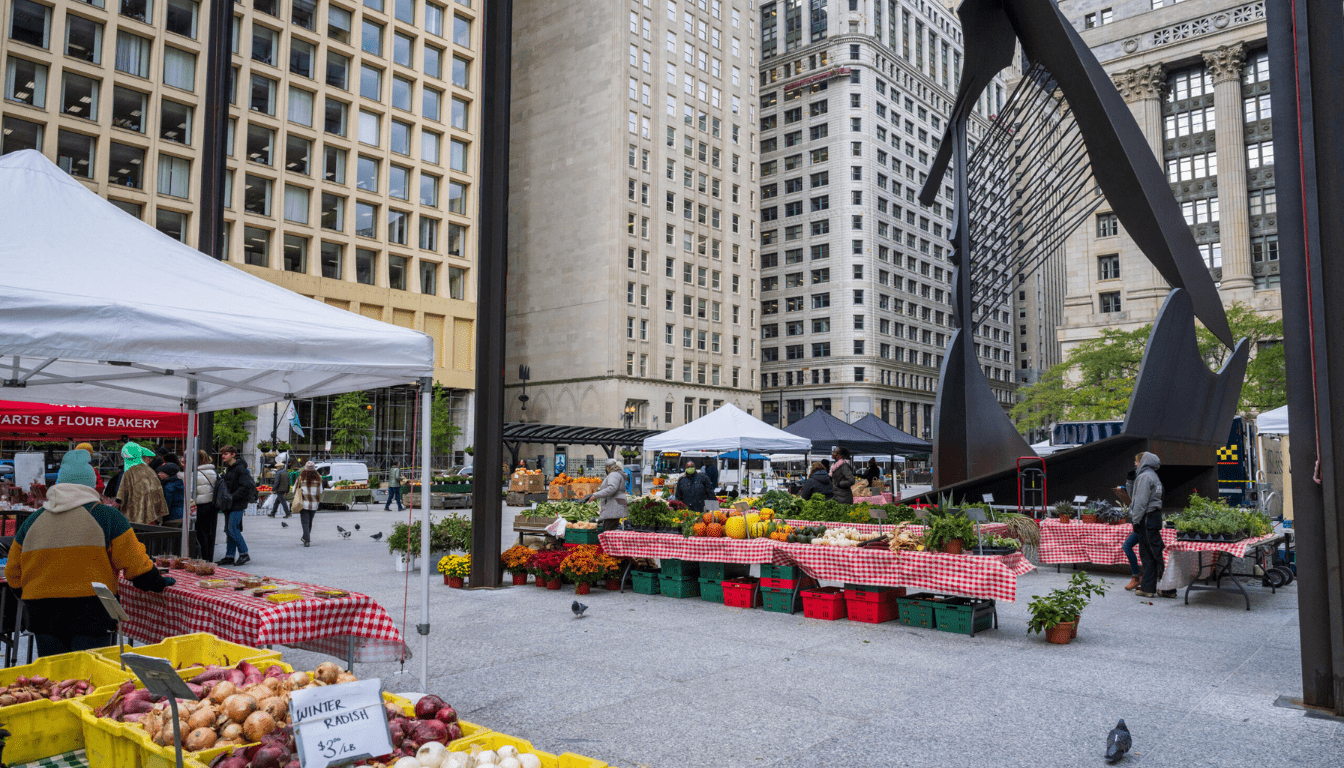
[315,461,369,485]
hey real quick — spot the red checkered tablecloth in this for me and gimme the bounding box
[599,531,1033,601]
[117,567,408,656]
[781,520,1009,537]
[1037,519,1177,565]
[1167,533,1278,559]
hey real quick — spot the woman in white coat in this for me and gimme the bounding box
[194,449,220,562]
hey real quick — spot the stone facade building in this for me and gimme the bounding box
[755,0,1016,440]
[505,0,762,445]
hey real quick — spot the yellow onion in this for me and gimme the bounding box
[184,728,218,751]
[287,671,310,689]
[314,663,341,685]
[187,703,217,731]
[258,696,289,722]
[222,694,257,723]
[208,681,238,705]
[263,677,285,694]
[220,723,244,741]
[242,710,277,741]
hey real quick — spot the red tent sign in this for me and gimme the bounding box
[0,401,186,439]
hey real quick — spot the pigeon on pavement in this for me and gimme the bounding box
[370,532,384,541]
[336,525,351,539]
[1105,719,1131,763]
[571,600,587,618]
[280,521,288,528]
[355,524,361,530]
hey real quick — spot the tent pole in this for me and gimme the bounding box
[182,381,198,558]
[418,377,432,692]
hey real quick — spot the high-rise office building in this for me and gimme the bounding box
[755,0,1015,440]
[1050,1,1279,355]
[506,0,762,444]
[1,0,481,461]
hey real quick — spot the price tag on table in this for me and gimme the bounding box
[290,679,392,768]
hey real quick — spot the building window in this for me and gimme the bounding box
[324,98,348,136]
[10,0,51,48]
[1251,235,1279,263]
[107,142,144,188]
[5,56,47,107]
[155,209,188,242]
[56,130,95,178]
[243,226,270,266]
[1098,254,1120,280]
[0,115,43,155]
[355,248,377,284]
[321,192,344,231]
[242,173,272,214]
[1096,213,1118,237]
[448,266,466,299]
[283,185,309,224]
[65,15,103,63]
[1099,291,1122,314]
[355,201,377,237]
[419,216,440,250]
[388,255,408,290]
[283,234,307,273]
[163,47,196,91]
[320,242,343,279]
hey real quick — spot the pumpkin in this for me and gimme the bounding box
[724,517,748,540]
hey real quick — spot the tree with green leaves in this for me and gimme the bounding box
[1012,303,1287,432]
[331,391,374,455]
[430,384,462,456]
[211,408,256,448]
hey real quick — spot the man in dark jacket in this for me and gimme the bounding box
[157,463,185,521]
[672,461,714,512]
[829,447,857,504]
[703,459,719,491]
[798,461,833,500]
[269,462,292,518]
[217,445,256,566]
[1129,451,1170,598]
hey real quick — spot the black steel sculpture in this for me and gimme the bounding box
[916,0,1248,501]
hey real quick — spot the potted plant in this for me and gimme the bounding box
[1081,505,1099,524]
[1026,589,1077,644]
[923,513,976,554]
[1061,571,1109,637]
[501,544,534,586]
[627,497,671,532]
[531,549,569,590]
[559,545,611,595]
[437,554,470,587]
[1051,501,1076,524]
[606,557,627,590]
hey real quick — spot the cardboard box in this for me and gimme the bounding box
[509,474,546,493]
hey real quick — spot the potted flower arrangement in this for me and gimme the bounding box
[923,513,976,554]
[1051,501,1076,524]
[1027,571,1109,644]
[530,549,569,590]
[437,554,470,588]
[606,557,628,590]
[560,545,612,595]
[501,544,534,586]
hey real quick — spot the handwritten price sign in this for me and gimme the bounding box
[291,679,392,768]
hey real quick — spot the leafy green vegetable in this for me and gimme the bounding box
[534,500,599,522]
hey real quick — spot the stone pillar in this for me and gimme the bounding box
[1204,43,1253,292]
[1111,63,1167,161]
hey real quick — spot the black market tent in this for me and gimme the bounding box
[502,422,664,466]
[781,409,894,454]
[852,413,932,454]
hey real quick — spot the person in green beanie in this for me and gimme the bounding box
[6,449,172,656]
[116,442,168,525]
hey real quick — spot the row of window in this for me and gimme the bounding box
[648,357,738,387]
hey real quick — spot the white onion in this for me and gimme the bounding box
[498,759,521,768]
[516,754,542,768]
[416,741,447,768]
[393,757,422,768]
[442,753,469,768]
[496,746,519,759]
[476,750,497,764]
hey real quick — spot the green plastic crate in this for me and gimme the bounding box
[934,597,996,635]
[631,570,661,595]
[760,563,803,581]
[659,558,700,579]
[698,577,724,603]
[660,575,700,598]
[563,527,601,545]
[761,587,803,614]
[698,562,749,580]
[896,595,936,629]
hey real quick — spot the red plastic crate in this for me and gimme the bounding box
[760,575,816,591]
[801,587,847,620]
[844,585,906,604]
[847,599,900,623]
[722,578,763,608]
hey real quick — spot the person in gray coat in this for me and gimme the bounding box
[1129,451,1171,598]
[585,459,628,521]
[829,447,857,505]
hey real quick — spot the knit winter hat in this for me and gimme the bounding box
[58,449,97,488]
[159,463,181,477]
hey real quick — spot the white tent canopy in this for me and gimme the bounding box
[1258,405,1289,435]
[0,151,433,411]
[643,403,812,453]
[0,150,436,688]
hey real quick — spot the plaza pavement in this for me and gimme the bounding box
[206,505,1339,767]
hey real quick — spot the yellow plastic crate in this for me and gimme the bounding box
[88,633,281,674]
[449,731,608,768]
[0,651,139,764]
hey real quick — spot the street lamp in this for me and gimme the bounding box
[622,403,636,429]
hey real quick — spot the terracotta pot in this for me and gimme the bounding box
[1059,514,1072,524]
[606,578,621,590]
[1081,514,1098,524]
[944,538,963,555]
[1070,616,1079,638]
[1045,621,1076,644]
[547,578,562,590]
[442,574,449,585]
[535,575,549,588]
[512,573,527,586]
[447,576,464,588]
[575,582,591,595]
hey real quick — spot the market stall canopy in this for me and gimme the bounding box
[1258,405,1289,435]
[781,409,892,454]
[851,413,933,454]
[0,399,185,439]
[642,403,811,453]
[718,449,770,461]
[0,151,434,411]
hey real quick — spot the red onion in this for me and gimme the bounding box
[414,695,447,720]
[434,706,458,724]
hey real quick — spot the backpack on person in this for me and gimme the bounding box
[213,475,234,510]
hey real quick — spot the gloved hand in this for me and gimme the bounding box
[162,576,177,587]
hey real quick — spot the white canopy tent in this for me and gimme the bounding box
[1258,405,1289,435]
[643,403,812,453]
[0,151,437,686]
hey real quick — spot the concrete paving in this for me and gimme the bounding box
[205,505,1338,768]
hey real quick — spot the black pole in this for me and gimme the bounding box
[469,0,512,588]
[1268,0,1344,713]
[197,0,231,261]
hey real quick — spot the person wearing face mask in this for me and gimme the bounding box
[672,460,715,513]
[829,447,857,505]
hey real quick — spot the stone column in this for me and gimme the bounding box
[1111,63,1167,161]
[1204,43,1253,292]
